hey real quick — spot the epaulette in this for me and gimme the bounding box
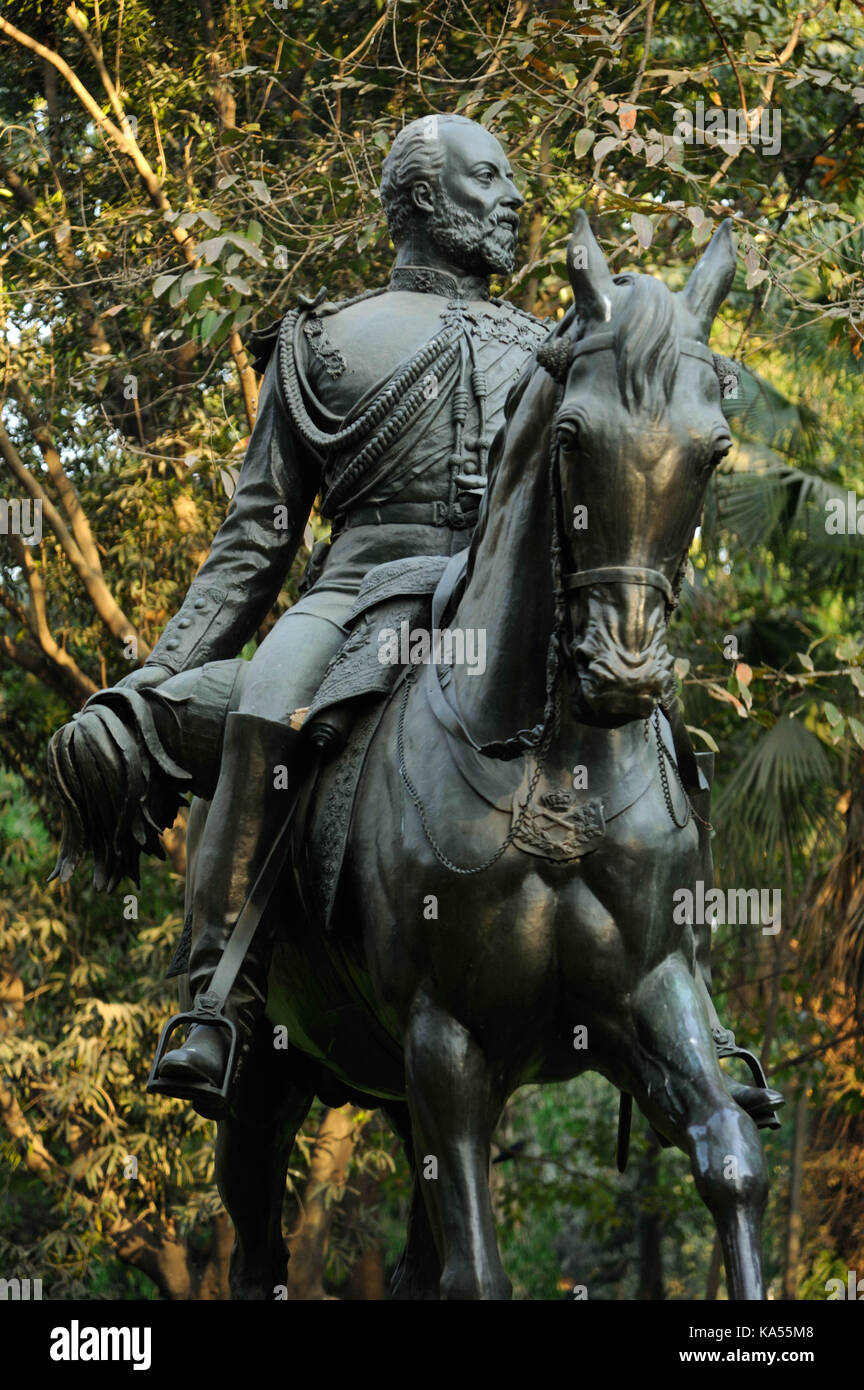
[248,287,369,373]
[499,300,551,336]
[248,290,329,374]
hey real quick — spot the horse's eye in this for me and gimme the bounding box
[711,437,732,466]
[557,420,581,450]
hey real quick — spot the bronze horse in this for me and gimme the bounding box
[208,213,769,1300]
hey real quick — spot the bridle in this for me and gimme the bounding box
[417,324,719,766]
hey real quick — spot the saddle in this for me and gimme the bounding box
[293,553,454,930]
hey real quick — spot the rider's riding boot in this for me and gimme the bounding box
[155,711,301,1116]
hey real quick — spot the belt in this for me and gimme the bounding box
[333,498,480,534]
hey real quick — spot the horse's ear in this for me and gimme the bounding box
[681,220,737,338]
[567,209,615,324]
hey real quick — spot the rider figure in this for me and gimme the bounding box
[119,115,549,1112]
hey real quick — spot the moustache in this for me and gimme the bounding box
[490,212,520,234]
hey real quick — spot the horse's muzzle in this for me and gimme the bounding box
[570,638,674,726]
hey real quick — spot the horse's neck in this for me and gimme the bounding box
[449,368,559,748]
[447,365,646,772]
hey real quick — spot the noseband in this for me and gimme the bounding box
[563,566,676,611]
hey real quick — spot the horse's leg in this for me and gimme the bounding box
[215,1022,315,1300]
[380,1101,441,1301]
[404,989,510,1301]
[626,956,767,1300]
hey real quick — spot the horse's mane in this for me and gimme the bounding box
[611,273,680,418]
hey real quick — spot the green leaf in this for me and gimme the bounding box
[194,235,228,265]
[823,701,843,727]
[573,128,595,159]
[186,279,212,314]
[593,135,619,162]
[835,637,859,662]
[687,725,720,754]
[631,212,653,248]
[199,309,222,344]
[228,232,266,266]
[848,716,864,750]
[153,273,178,299]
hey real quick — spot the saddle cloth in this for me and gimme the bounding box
[294,554,451,931]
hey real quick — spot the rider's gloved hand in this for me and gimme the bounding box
[114,664,174,693]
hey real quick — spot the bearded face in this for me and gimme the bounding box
[426,189,520,276]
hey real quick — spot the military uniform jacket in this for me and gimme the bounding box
[145,269,549,674]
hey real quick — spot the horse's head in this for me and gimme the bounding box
[542,209,735,726]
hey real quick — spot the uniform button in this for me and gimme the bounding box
[177,618,191,629]
[164,639,179,651]
[193,597,207,610]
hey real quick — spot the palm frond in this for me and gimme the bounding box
[713,715,839,869]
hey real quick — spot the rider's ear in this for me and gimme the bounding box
[411,181,435,215]
[566,209,615,324]
[681,220,737,339]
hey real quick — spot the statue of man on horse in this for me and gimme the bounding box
[47,114,783,1299]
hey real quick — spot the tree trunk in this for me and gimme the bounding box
[284,1105,359,1299]
[636,1134,664,1300]
[782,1087,808,1300]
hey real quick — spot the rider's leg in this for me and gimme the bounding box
[155,608,349,1110]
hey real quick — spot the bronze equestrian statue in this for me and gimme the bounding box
[47,113,781,1299]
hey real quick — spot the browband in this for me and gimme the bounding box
[567,332,715,366]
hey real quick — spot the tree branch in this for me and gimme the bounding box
[0,415,149,657]
[9,378,103,572]
[696,0,748,115]
[5,531,98,697]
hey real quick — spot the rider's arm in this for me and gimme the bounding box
[137,345,320,678]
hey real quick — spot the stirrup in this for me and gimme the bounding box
[147,995,239,1118]
[713,1026,783,1130]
